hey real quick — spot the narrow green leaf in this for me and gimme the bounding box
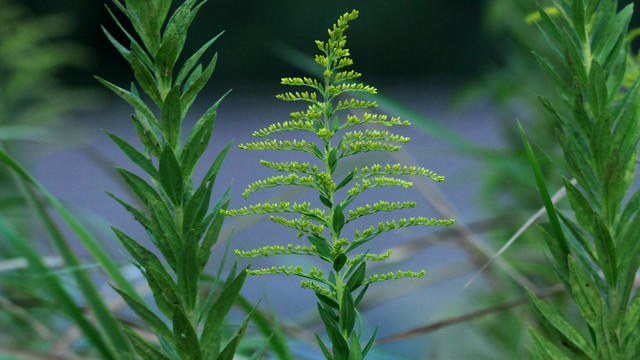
[316,293,340,310]
[159,146,184,205]
[182,53,218,116]
[333,203,345,235]
[315,334,335,360]
[527,288,596,358]
[361,324,378,357]
[101,26,130,62]
[123,327,172,360]
[104,130,160,181]
[333,253,347,272]
[114,287,174,344]
[529,329,573,360]
[181,91,230,179]
[591,213,617,286]
[308,235,333,262]
[345,262,366,291]
[131,51,162,107]
[520,123,570,257]
[562,177,594,233]
[96,76,160,130]
[117,167,162,205]
[106,191,151,231]
[173,306,202,360]
[162,85,183,151]
[335,169,355,191]
[340,292,356,336]
[178,230,199,311]
[176,32,224,86]
[198,197,230,270]
[348,331,363,360]
[201,266,249,348]
[131,114,162,159]
[215,306,255,360]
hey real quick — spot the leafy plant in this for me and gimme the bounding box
[521,0,640,358]
[97,0,252,358]
[223,10,454,359]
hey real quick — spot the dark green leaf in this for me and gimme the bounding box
[320,194,333,208]
[96,76,159,130]
[201,267,249,348]
[131,51,162,107]
[114,287,174,344]
[159,146,184,205]
[161,85,183,151]
[361,324,378,357]
[354,284,369,307]
[315,334,334,360]
[308,235,333,262]
[335,169,355,191]
[199,197,230,270]
[527,288,595,358]
[332,203,345,235]
[131,114,162,158]
[333,253,347,272]
[178,228,200,311]
[348,331,362,360]
[520,123,570,257]
[346,262,366,291]
[182,53,218,116]
[562,177,594,233]
[529,329,573,360]
[123,327,171,360]
[316,293,340,310]
[592,212,617,286]
[340,292,356,336]
[173,306,202,360]
[104,131,159,181]
[177,32,224,86]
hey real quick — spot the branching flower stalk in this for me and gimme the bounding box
[523,0,640,358]
[98,0,251,358]
[224,10,454,359]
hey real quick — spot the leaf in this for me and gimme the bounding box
[159,145,184,205]
[308,235,333,262]
[529,329,573,360]
[131,114,162,158]
[333,253,347,272]
[332,203,345,235]
[339,292,356,336]
[562,177,594,234]
[520,123,570,259]
[182,53,218,117]
[123,327,172,360]
[117,167,162,205]
[315,334,335,360]
[161,85,183,151]
[113,287,174,344]
[317,303,349,360]
[316,293,340,310]
[181,91,230,179]
[201,267,249,349]
[173,306,202,360]
[335,169,355,191]
[353,284,369,307]
[348,331,363,360]
[95,76,159,131]
[198,197,230,270]
[361,324,378,357]
[131,51,162,107]
[178,230,200,312]
[345,262,366,291]
[591,212,617,286]
[527,288,595,358]
[214,305,255,360]
[104,130,160,181]
[102,26,130,62]
[106,191,151,230]
[176,32,224,86]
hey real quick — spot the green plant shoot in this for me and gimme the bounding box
[223,10,454,359]
[98,0,251,358]
[523,0,640,358]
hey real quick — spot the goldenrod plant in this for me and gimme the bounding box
[223,10,454,359]
[521,0,640,358]
[97,0,252,358]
